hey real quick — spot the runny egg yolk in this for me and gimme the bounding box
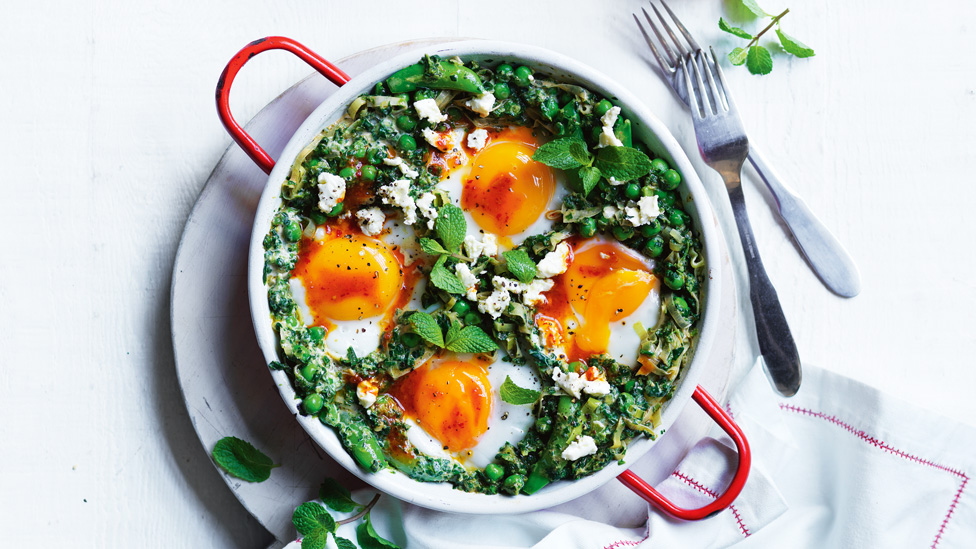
[536,241,659,360]
[462,126,556,236]
[292,233,404,322]
[390,359,492,453]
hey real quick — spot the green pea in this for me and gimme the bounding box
[453,300,471,315]
[656,189,675,208]
[640,220,662,237]
[579,217,597,238]
[664,268,685,290]
[360,165,377,181]
[493,82,511,100]
[339,167,356,181]
[641,185,655,197]
[624,183,641,199]
[503,473,526,495]
[398,134,417,151]
[303,393,324,415]
[645,234,665,257]
[514,65,533,87]
[568,361,584,373]
[595,99,613,117]
[413,89,436,101]
[283,220,302,242]
[464,312,481,325]
[534,415,553,434]
[350,139,367,158]
[485,463,505,482]
[669,209,686,226]
[496,64,514,81]
[307,326,326,341]
[368,147,388,164]
[662,169,682,190]
[327,203,344,217]
[596,215,610,231]
[300,363,320,382]
[402,332,420,347]
[650,158,669,174]
[613,226,635,241]
[672,296,691,317]
[396,114,416,131]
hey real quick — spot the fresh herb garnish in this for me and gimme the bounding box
[295,480,396,549]
[502,249,537,283]
[433,204,466,252]
[429,256,468,295]
[319,478,364,513]
[532,137,652,195]
[720,2,815,75]
[211,436,279,482]
[357,511,398,548]
[407,311,445,347]
[499,375,542,405]
[408,312,499,353]
[293,502,337,549]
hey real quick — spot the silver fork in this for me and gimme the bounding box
[683,48,801,396]
[635,2,861,298]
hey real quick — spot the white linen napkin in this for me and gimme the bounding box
[284,357,976,548]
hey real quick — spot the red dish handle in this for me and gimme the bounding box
[215,36,351,174]
[618,385,751,520]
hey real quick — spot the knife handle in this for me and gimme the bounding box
[727,185,802,397]
[746,146,861,297]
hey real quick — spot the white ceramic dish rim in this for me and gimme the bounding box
[246,40,725,514]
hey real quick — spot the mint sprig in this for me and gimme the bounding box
[319,477,363,513]
[211,436,279,482]
[293,502,336,549]
[434,204,466,253]
[357,511,398,548]
[532,137,652,195]
[408,311,445,347]
[502,249,537,283]
[720,3,814,76]
[499,376,542,405]
[593,147,653,182]
[430,256,468,295]
[293,485,395,549]
[408,313,498,353]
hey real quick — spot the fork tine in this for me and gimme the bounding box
[633,13,674,74]
[649,3,688,56]
[699,50,726,112]
[640,7,676,68]
[710,46,739,115]
[660,0,702,52]
[680,56,702,120]
[687,52,713,115]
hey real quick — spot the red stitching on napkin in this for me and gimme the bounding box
[779,403,969,548]
[601,530,649,549]
[671,471,750,537]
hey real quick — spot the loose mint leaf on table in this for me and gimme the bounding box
[499,375,542,405]
[335,537,358,549]
[419,237,449,256]
[319,477,362,513]
[593,147,653,182]
[445,326,499,353]
[408,311,444,348]
[357,512,399,549]
[293,502,336,549]
[430,256,467,295]
[578,166,602,196]
[746,45,773,75]
[741,0,768,17]
[435,204,466,253]
[211,436,278,482]
[532,137,587,170]
[775,29,815,58]
[502,249,537,283]
[728,47,749,66]
[719,17,752,39]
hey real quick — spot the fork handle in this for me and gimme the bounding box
[747,146,861,297]
[727,185,802,397]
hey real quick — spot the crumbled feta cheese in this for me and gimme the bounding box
[601,106,621,128]
[378,179,417,225]
[622,195,661,227]
[415,193,438,229]
[522,279,554,307]
[383,156,420,179]
[463,234,499,260]
[478,288,511,319]
[492,276,523,294]
[536,242,572,278]
[467,128,489,151]
[552,368,610,398]
[382,156,402,167]
[422,127,441,149]
[455,263,480,300]
[356,380,379,409]
[316,172,346,212]
[597,125,624,148]
[639,195,661,218]
[582,377,611,397]
[561,435,598,461]
[355,207,385,236]
[423,127,466,153]
[603,205,619,220]
[607,177,625,186]
[465,92,495,117]
[413,98,447,123]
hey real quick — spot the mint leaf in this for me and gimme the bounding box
[568,141,592,166]
[593,147,653,182]
[728,47,748,66]
[746,45,773,75]
[502,249,537,283]
[719,17,752,39]
[319,477,362,513]
[434,204,466,253]
[408,311,444,348]
[211,436,278,482]
[446,320,463,344]
[776,29,815,58]
[499,375,541,405]
[444,326,499,353]
[293,502,336,549]
[357,512,399,549]
[419,237,449,256]
[532,137,586,170]
[335,537,357,549]
[740,0,767,17]
[578,166,601,196]
[430,256,467,295]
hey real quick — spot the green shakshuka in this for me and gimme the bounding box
[261,56,706,495]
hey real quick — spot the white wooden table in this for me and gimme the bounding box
[2,1,974,546]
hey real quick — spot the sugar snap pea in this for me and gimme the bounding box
[386,55,486,94]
